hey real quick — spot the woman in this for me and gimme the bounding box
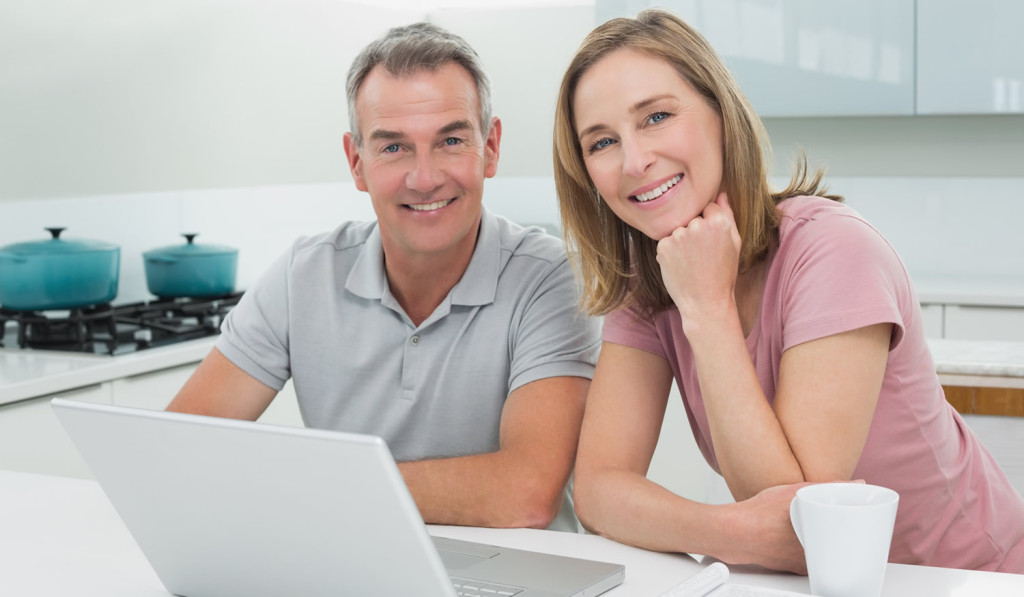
[553,8,1024,573]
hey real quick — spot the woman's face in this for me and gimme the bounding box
[573,48,724,241]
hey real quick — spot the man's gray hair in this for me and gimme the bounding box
[346,22,493,146]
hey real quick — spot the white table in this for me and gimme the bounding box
[1,470,1021,596]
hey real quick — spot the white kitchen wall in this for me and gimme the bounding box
[0,0,414,202]
[792,177,1024,279]
[429,3,597,177]
[0,176,560,304]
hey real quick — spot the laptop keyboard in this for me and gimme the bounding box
[450,576,525,596]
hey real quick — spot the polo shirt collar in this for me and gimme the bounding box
[345,208,500,307]
[451,208,499,306]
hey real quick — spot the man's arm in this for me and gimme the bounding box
[397,375,589,529]
[166,347,278,420]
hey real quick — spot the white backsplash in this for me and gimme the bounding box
[1,175,1022,305]
[827,177,1024,279]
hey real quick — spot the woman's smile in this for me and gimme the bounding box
[572,48,724,240]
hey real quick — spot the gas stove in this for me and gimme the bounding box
[0,293,242,356]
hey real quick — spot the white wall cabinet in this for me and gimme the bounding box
[917,0,1024,114]
[596,0,915,116]
[600,0,1024,117]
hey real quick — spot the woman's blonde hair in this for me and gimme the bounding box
[553,8,839,318]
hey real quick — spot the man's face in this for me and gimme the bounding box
[343,63,501,264]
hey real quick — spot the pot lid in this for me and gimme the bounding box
[0,228,119,255]
[144,233,238,258]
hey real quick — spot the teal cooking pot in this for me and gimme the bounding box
[143,233,238,298]
[0,228,121,311]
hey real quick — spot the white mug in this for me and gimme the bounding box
[789,483,899,597]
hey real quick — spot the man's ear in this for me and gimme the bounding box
[343,132,368,192]
[483,117,501,179]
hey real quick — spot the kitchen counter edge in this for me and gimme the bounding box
[0,337,216,407]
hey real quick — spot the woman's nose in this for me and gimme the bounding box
[620,134,655,178]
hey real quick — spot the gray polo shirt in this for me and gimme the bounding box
[216,209,600,530]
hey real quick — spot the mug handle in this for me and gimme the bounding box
[789,496,805,547]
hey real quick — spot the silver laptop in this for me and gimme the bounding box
[51,398,624,597]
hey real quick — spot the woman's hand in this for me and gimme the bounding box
[719,483,809,575]
[656,192,741,322]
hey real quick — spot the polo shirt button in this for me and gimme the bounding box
[410,335,420,345]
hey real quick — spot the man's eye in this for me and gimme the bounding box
[383,144,401,153]
[443,137,462,146]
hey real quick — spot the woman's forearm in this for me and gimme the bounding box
[684,308,805,499]
[574,468,808,573]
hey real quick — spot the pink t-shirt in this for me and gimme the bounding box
[603,196,1024,572]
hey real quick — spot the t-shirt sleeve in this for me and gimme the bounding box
[507,257,602,392]
[215,247,293,391]
[778,211,908,352]
[602,304,667,358]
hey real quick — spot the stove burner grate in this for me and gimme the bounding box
[0,293,243,355]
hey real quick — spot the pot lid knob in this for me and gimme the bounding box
[45,227,66,239]
[182,233,198,245]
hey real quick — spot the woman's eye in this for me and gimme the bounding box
[588,138,615,152]
[647,112,669,125]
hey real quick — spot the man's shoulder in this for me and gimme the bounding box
[491,214,567,267]
[290,220,378,257]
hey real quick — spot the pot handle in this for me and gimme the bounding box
[147,255,178,265]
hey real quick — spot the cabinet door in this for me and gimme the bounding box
[0,384,113,478]
[596,0,915,116]
[111,364,197,411]
[920,303,945,338]
[944,305,1024,342]
[917,0,1024,114]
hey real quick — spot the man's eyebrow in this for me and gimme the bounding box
[367,120,473,143]
[438,120,473,136]
[368,129,403,142]
[577,94,675,140]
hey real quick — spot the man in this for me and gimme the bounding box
[167,22,600,532]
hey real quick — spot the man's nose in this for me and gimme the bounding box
[406,152,445,193]
[621,134,655,179]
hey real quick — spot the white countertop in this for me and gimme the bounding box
[0,337,216,406]
[2,470,1021,597]
[3,335,1024,407]
[930,339,1024,379]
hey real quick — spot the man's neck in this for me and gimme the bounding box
[382,233,479,328]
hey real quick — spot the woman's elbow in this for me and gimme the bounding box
[571,470,605,534]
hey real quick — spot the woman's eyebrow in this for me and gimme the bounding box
[577,94,676,140]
